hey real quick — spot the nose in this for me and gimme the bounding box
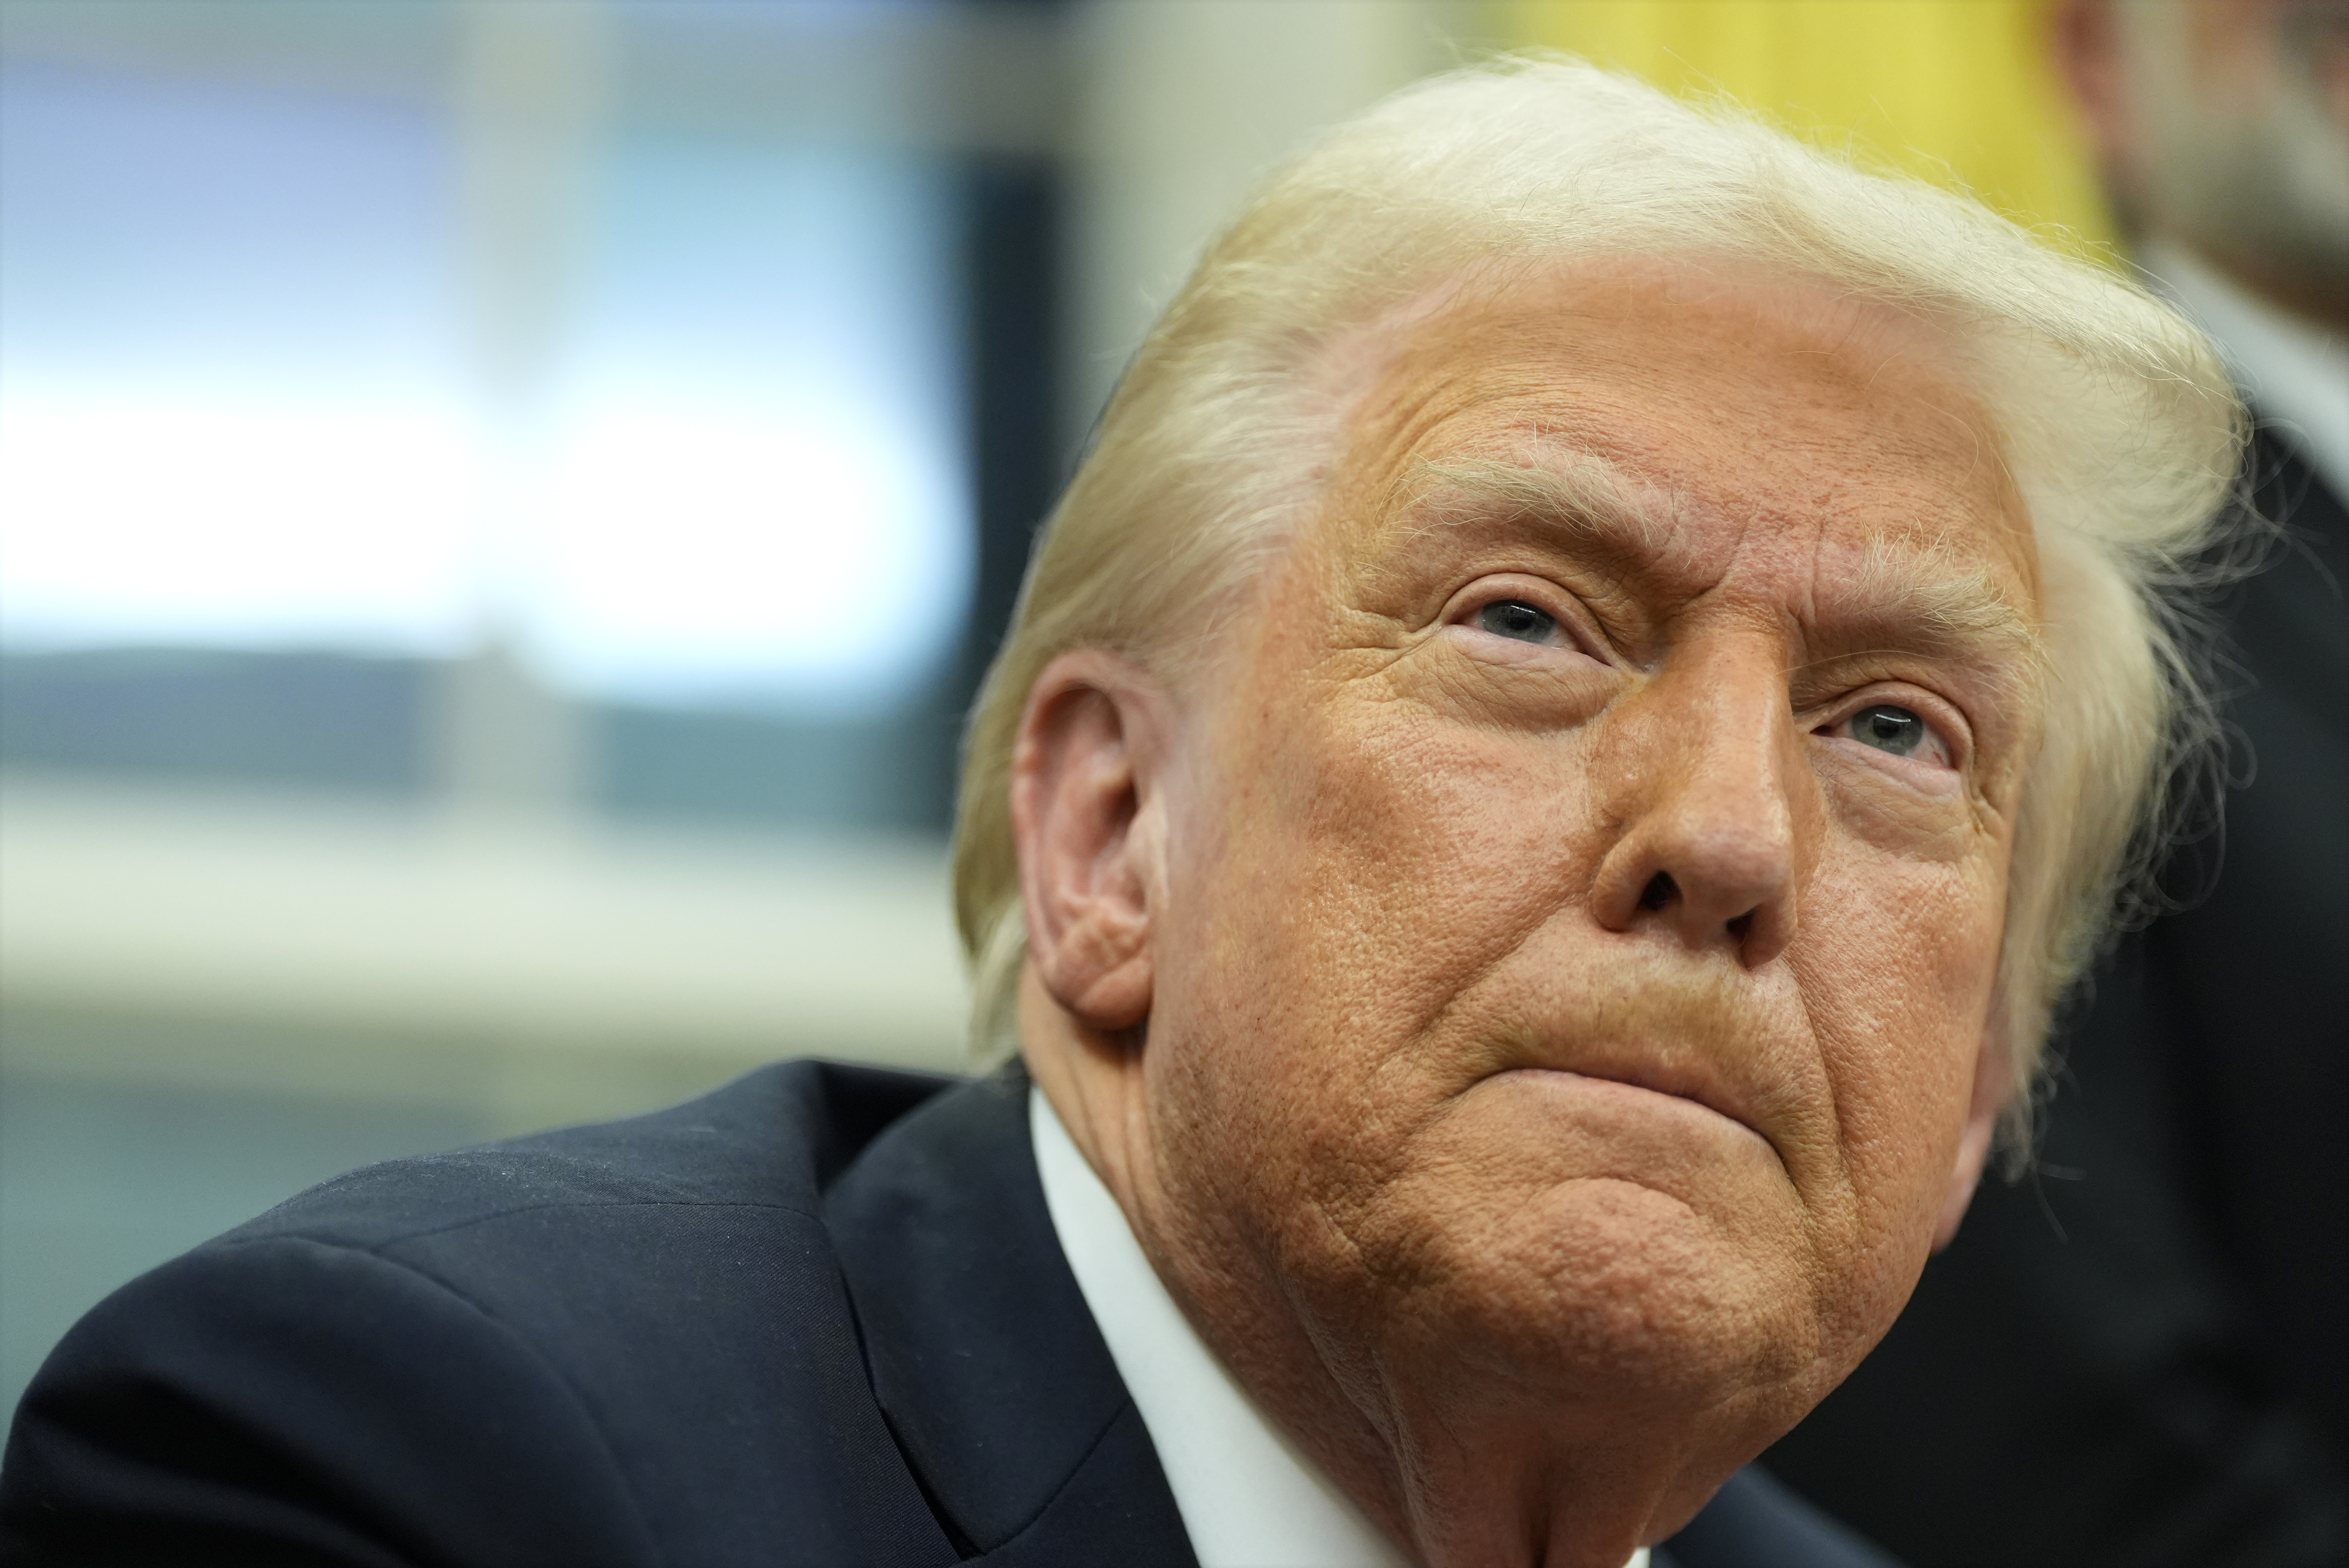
[1588,648,1811,969]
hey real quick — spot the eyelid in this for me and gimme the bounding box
[1443,576,1609,660]
[1816,686,1969,770]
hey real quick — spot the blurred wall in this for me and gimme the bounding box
[1501,0,2111,248]
[1064,0,1463,448]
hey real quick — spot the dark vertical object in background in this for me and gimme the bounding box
[908,146,1064,831]
[959,155,1064,712]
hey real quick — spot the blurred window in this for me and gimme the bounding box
[537,133,967,712]
[0,0,1000,845]
[0,25,973,771]
[0,63,478,654]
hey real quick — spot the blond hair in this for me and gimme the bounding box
[951,57,2243,1156]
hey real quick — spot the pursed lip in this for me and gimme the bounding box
[1496,1052,1782,1159]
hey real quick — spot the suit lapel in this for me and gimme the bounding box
[825,1065,1197,1566]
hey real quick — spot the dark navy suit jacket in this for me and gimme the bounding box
[1,1060,1899,1567]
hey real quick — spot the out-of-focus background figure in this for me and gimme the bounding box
[1767,3,2349,1565]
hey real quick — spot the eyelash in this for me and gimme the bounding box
[1813,692,1964,772]
[1451,582,1600,656]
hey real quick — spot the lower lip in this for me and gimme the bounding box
[1489,1067,1776,1157]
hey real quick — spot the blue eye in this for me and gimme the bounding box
[1477,600,1557,643]
[1849,704,1927,756]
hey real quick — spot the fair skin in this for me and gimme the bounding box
[1012,260,2038,1567]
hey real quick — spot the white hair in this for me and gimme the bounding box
[952,56,2243,1159]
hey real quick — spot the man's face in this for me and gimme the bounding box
[1136,260,2041,1516]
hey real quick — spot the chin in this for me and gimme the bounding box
[1350,1096,1833,1430]
[1498,1178,1815,1401]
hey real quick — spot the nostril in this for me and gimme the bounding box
[1638,872,1679,911]
[1726,909,1755,941]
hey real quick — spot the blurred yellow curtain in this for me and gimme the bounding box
[1496,0,2114,252]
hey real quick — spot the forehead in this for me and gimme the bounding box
[1318,257,2037,612]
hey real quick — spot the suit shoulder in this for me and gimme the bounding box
[2,1059,967,1567]
[3,1229,670,1567]
[218,1057,958,1254]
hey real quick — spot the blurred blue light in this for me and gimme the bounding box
[527,133,969,711]
[0,61,971,712]
[0,62,459,390]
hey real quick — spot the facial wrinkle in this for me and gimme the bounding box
[1790,533,2047,763]
[1408,453,1679,569]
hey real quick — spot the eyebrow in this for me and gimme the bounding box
[1824,533,2042,663]
[1409,452,2046,690]
[1409,454,1676,567]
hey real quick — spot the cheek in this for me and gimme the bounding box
[1178,694,1594,1066]
[1792,847,2005,1259]
[1149,695,1601,1230]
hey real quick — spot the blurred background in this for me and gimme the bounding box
[0,0,2101,1422]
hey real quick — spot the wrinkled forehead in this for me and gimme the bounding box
[1302,253,2041,609]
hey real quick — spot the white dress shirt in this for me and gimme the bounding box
[2144,238,2349,505]
[1032,1087,1650,1568]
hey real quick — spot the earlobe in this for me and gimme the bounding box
[1009,651,1173,1037]
[1930,1020,2014,1252]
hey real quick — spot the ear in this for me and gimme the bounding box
[1009,649,1177,1036]
[2050,0,2130,168]
[1930,1017,2014,1253]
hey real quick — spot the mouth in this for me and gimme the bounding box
[1495,1064,1778,1159]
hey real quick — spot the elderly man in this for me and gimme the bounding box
[0,60,2239,1568]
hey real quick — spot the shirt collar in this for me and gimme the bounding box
[1031,1086,1649,1568]
[2143,238,2349,505]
